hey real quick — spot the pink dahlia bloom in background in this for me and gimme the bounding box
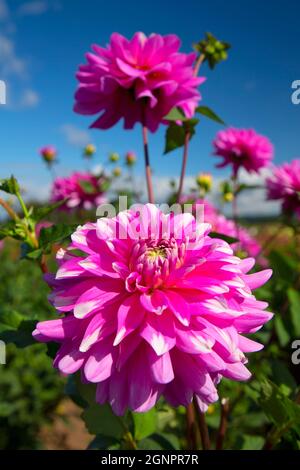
[213,128,273,177]
[180,196,263,261]
[33,204,272,415]
[50,172,108,211]
[266,159,300,218]
[74,32,205,132]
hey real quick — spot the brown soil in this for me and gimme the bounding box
[39,399,94,450]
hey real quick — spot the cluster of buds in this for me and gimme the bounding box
[196,172,212,196]
[83,144,96,158]
[194,32,230,69]
[40,146,57,164]
[220,180,234,202]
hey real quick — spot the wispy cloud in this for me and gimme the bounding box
[0,34,27,78]
[0,0,9,21]
[17,1,61,16]
[19,88,40,108]
[60,124,91,147]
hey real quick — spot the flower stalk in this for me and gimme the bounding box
[142,123,155,204]
[176,53,205,204]
[216,397,230,450]
[194,398,211,450]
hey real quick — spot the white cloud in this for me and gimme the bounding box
[17,1,62,16]
[0,34,27,78]
[60,124,91,147]
[19,88,40,108]
[0,0,9,21]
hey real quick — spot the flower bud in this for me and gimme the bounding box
[223,192,234,202]
[113,167,122,177]
[196,173,212,193]
[84,144,96,158]
[126,151,137,166]
[40,146,57,163]
[109,152,120,162]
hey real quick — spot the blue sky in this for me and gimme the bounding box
[0,0,299,202]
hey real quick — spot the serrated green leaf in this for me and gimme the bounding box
[133,408,157,440]
[196,106,225,125]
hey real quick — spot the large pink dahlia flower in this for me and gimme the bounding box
[33,204,272,415]
[266,159,300,218]
[213,128,273,177]
[74,32,205,132]
[50,172,108,211]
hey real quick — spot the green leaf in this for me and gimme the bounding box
[164,120,198,154]
[210,231,238,244]
[0,175,20,195]
[271,359,297,392]
[196,106,225,125]
[164,107,187,122]
[82,403,124,438]
[39,224,76,252]
[235,183,263,195]
[133,408,157,441]
[288,288,300,336]
[0,310,24,330]
[139,433,179,450]
[78,180,96,195]
[258,379,300,428]
[74,373,97,407]
[269,250,297,282]
[32,200,68,222]
[275,315,290,347]
[0,320,37,348]
[87,435,120,450]
[241,434,264,450]
[0,220,27,241]
[65,376,90,409]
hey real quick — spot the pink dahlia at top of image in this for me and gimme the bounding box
[266,159,300,218]
[50,172,107,211]
[213,128,273,177]
[74,32,205,132]
[33,205,273,415]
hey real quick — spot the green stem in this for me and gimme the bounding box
[16,191,29,219]
[116,415,138,450]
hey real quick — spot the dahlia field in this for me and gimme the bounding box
[0,29,300,453]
